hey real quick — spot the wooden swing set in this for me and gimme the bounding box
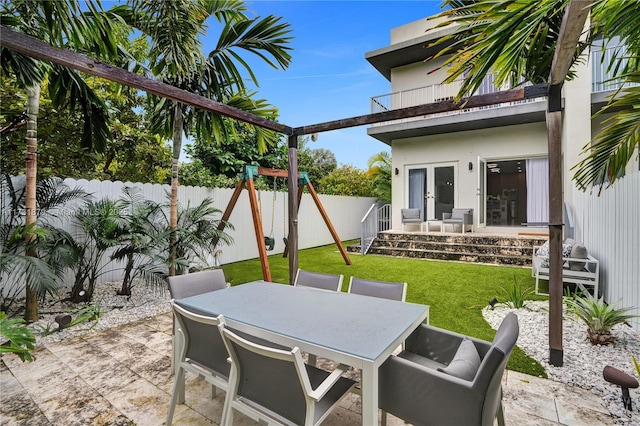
[215,165,351,282]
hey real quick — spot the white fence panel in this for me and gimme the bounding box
[573,172,640,330]
[51,179,375,287]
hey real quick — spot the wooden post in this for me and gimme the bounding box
[282,184,304,258]
[288,135,299,285]
[544,0,592,367]
[212,180,245,247]
[246,177,272,282]
[547,87,564,367]
[305,182,352,265]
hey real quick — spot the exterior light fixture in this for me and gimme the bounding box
[488,297,498,309]
[395,168,399,175]
[468,162,473,171]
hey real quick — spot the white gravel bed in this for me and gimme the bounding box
[484,301,640,425]
[26,280,171,346]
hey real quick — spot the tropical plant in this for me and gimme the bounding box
[161,197,234,275]
[497,275,533,309]
[68,198,127,302]
[1,0,118,321]
[109,194,234,284]
[0,311,36,362]
[0,175,86,315]
[565,296,638,345]
[120,0,292,276]
[318,165,376,197]
[428,0,640,192]
[367,151,392,203]
[179,159,237,189]
[110,187,165,296]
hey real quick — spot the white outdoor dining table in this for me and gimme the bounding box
[174,280,429,426]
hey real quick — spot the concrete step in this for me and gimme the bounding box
[352,231,547,266]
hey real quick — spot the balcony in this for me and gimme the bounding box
[368,55,635,144]
[368,76,547,144]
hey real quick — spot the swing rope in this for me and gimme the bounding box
[269,177,276,239]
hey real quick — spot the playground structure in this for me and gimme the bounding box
[216,165,351,282]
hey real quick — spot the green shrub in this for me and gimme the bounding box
[565,296,638,345]
[498,275,533,309]
[0,312,36,362]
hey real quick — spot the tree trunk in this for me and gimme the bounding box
[168,103,183,277]
[118,253,135,296]
[24,85,40,322]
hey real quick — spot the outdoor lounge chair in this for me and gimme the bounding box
[348,277,407,302]
[401,208,422,231]
[219,325,356,426]
[379,312,519,426]
[442,208,474,233]
[293,269,343,291]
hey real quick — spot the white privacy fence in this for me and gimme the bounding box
[572,172,640,330]
[4,177,375,289]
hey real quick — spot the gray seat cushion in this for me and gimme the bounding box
[569,242,589,271]
[397,351,446,370]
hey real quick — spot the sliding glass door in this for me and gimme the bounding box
[408,163,456,220]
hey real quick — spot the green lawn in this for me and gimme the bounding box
[222,240,548,378]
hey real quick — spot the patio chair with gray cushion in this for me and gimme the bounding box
[401,208,422,231]
[379,312,519,426]
[219,326,356,426]
[166,302,229,425]
[167,269,228,377]
[348,277,407,302]
[167,269,227,299]
[442,208,474,233]
[294,269,343,292]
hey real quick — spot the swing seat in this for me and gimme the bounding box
[264,236,275,251]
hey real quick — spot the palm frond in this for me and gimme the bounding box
[573,76,640,192]
[430,0,577,100]
[0,252,59,297]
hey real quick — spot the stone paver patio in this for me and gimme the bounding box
[0,312,615,425]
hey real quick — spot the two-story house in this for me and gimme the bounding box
[365,16,630,233]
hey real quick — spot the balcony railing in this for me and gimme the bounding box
[592,44,638,93]
[372,53,636,123]
[370,75,541,123]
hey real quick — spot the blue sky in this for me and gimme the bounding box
[197,0,444,169]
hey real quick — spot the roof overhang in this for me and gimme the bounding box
[365,26,458,81]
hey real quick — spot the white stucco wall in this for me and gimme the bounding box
[390,16,450,44]
[562,51,592,204]
[390,57,450,93]
[391,122,548,229]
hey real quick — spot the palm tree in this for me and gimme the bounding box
[122,0,291,275]
[1,1,118,320]
[123,0,291,275]
[428,0,639,190]
[123,0,292,275]
[367,151,392,203]
[0,175,87,315]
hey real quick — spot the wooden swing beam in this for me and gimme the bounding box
[214,166,351,282]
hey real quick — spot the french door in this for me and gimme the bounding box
[407,163,456,221]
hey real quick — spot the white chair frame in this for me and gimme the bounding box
[220,326,354,426]
[166,301,228,425]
